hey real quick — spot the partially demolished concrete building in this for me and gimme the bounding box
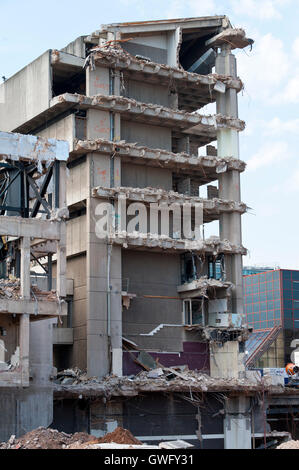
[0,15,250,379]
[2,15,296,449]
[0,131,68,438]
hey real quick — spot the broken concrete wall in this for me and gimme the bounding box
[61,36,87,59]
[0,51,52,132]
[0,387,53,441]
[0,314,18,363]
[0,319,54,441]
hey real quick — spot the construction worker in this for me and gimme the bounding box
[286,363,299,376]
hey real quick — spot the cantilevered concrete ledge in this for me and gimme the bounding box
[0,298,67,317]
[51,93,246,132]
[14,92,245,136]
[0,216,61,240]
[108,232,247,255]
[93,186,247,223]
[51,50,85,69]
[206,28,254,50]
[72,139,246,182]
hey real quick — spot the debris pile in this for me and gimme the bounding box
[0,278,57,302]
[67,427,142,449]
[0,427,95,449]
[0,426,144,450]
[277,440,299,449]
[98,427,142,445]
[0,278,23,300]
[54,362,281,400]
[54,367,90,386]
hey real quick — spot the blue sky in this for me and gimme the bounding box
[0,0,298,269]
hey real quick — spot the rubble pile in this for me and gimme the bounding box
[0,278,22,300]
[277,440,299,449]
[68,427,142,449]
[98,427,142,445]
[31,285,57,302]
[0,278,57,302]
[0,427,95,449]
[55,367,90,386]
[54,363,279,400]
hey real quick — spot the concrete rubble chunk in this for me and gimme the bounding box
[148,368,164,379]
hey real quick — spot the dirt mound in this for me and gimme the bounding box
[0,427,95,449]
[97,427,142,445]
[277,440,299,449]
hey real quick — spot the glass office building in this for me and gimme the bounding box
[243,266,276,276]
[244,269,299,365]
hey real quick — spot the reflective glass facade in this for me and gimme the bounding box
[244,269,299,332]
[244,270,281,330]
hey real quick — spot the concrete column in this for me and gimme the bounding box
[56,223,67,299]
[86,189,122,378]
[86,61,123,377]
[224,396,252,449]
[20,236,31,386]
[216,46,244,317]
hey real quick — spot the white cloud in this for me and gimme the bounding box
[246,141,290,171]
[269,36,299,104]
[237,33,290,102]
[273,67,299,104]
[230,0,292,20]
[263,117,299,135]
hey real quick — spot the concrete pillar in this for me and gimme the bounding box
[224,396,252,449]
[85,64,123,377]
[216,46,244,317]
[86,191,122,378]
[20,236,31,386]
